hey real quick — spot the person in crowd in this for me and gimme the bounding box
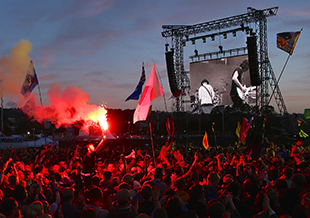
[108,189,138,218]
[83,186,108,218]
[60,187,82,218]
[0,197,21,218]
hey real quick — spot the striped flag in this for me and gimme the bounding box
[125,63,146,101]
[20,60,39,97]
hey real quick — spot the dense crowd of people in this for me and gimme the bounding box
[0,133,309,218]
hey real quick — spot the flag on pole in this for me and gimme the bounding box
[212,122,215,132]
[235,122,241,139]
[277,29,302,55]
[202,131,209,150]
[133,64,164,124]
[0,130,7,137]
[125,63,146,101]
[299,129,308,139]
[240,116,254,142]
[20,60,39,97]
[304,109,310,120]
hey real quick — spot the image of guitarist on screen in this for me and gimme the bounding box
[230,59,256,106]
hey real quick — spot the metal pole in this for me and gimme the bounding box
[0,79,3,131]
[149,122,156,166]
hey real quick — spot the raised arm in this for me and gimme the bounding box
[94,135,106,154]
[181,152,198,179]
[0,158,12,185]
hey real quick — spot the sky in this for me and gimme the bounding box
[0,0,309,115]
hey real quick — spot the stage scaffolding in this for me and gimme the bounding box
[162,6,287,115]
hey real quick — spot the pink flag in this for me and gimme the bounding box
[133,64,164,124]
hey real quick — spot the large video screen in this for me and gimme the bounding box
[190,55,256,106]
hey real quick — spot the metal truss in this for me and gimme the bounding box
[162,6,288,114]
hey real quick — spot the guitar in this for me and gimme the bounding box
[237,85,256,101]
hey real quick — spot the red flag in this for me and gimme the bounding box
[166,116,175,139]
[133,64,164,124]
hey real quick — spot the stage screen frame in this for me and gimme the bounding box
[190,55,256,106]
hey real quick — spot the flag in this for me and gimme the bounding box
[166,115,175,139]
[240,116,254,142]
[125,63,146,101]
[133,64,164,124]
[21,60,39,97]
[304,109,310,120]
[212,122,215,132]
[299,129,308,139]
[236,122,241,139]
[0,130,7,137]
[202,131,209,150]
[277,29,302,55]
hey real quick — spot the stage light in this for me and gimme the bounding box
[191,40,195,45]
[194,49,198,56]
[181,41,186,47]
[202,37,206,43]
[219,45,223,53]
[246,29,250,35]
[241,23,244,31]
[223,33,227,39]
[211,35,215,41]
[165,43,169,51]
[232,31,236,37]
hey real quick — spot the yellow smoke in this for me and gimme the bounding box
[0,40,32,105]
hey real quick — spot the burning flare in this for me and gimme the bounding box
[85,106,108,130]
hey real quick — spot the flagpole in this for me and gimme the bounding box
[34,62,46,144]
[149,122,156,166]
[153,60,168,113]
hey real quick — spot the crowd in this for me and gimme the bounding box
[0,133,309,218]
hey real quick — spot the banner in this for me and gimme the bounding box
[125,63,146,101]
[133,64,164,124]
[277,29,302,55]
[21,60,39,97]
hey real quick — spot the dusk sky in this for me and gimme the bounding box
[0,0,309,114]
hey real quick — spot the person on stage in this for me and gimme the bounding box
[230,59,250,106]
[198,79,215,113]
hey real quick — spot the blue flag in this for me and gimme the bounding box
[21,60,39,97]
[125,63,146,101]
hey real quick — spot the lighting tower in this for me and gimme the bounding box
[162,6,287,114]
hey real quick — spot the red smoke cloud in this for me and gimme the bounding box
[0,40,108,132]
[22,83,108,132]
